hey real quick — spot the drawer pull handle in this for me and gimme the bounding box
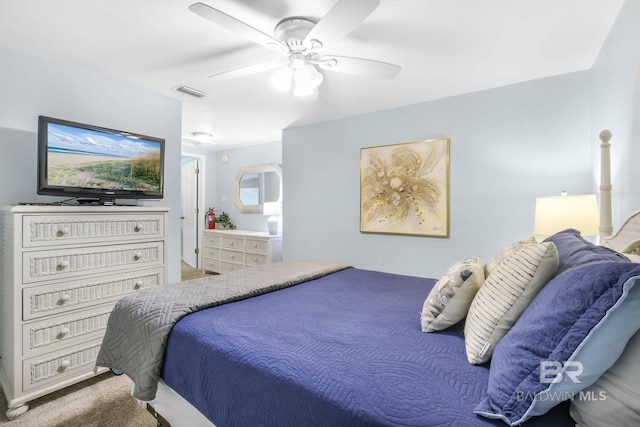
[229,242,234,246]
[59,294,71,304]
[230,255,234,260]
[58,260,70,270]
[57,227,70,237]
[134,280,143,289]
[134,252,143,261]
[60,327,70,337]
[60,360,71,370]
[134,223,143,232]
[253,244,258,248]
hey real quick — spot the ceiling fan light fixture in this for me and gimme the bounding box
[295,64,324,89]
[270,66,293,92]
[190,1,402,103]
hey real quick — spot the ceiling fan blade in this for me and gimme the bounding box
[304,0,379,47]
[209,59,288,80]
[315,56,400,79]
[189,2,288,54]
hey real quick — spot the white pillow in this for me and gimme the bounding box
[421,256,484,332]
[465,242,558,364]
[570,329,640,427]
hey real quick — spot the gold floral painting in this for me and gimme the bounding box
[360,138,450,237]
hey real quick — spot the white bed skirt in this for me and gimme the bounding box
[139,379,216,427]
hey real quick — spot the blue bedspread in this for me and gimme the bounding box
[162,268,573,427]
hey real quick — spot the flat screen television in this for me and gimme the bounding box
[37,116,165,205]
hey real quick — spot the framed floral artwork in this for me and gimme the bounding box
[360,137,450,237]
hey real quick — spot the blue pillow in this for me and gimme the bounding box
[474,262,640,426]
[543,228,629,273]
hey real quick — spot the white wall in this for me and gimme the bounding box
[283,72,594,278]
[591,0,640,227]
[214,141,282,233]
[0,47,183,283]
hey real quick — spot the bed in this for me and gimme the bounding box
[96,130,640,427]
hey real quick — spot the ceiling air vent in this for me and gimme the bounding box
[175,85,207,98]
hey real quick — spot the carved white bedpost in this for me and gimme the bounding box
[599,130,613,239]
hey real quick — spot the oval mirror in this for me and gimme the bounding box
[233,163,282,213]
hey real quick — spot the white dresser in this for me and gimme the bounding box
[202,229,282,274]
[0,205,168,420]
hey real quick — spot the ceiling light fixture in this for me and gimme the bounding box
[270,53,324,97]
[192,132,214,143]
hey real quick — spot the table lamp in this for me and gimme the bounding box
[534,193,599,238]
[263,202,281,235]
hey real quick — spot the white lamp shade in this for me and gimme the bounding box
[263,202,281,216]
[294,64,323,89]
[270,67,293,92]
[271,63,323,96]
[534,194,599,236]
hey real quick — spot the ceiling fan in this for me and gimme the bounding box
[188,0,401,98]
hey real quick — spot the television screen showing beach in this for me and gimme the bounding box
[47,123,162,191]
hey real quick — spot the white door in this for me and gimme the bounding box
[181,158,199,268]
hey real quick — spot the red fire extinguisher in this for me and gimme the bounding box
[206,207,216,229]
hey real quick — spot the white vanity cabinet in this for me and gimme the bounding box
[202,229,282,274]
[0,205,168,420]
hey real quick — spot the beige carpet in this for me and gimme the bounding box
[181,261,214,281]
[0,373,156,426]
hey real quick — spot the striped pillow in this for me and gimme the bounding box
[484,236,536,278]
[465,242,558,364]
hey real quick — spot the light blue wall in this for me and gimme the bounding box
[214,141,282,233]
[283,72,594,278]
[0,47,183,283]
[591,0,640,227]
[282,1,640,278]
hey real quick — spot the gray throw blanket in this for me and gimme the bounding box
[95,259,350,400]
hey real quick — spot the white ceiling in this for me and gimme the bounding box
[0,0,625,149]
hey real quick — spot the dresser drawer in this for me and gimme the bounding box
[23,340,102,392]
[23,267,164,320]
[245,254,267,267]
[22,214,165,248]
[220,261,244,273]
[202,257,220,273]
[245,239,268,255]
[203,246,220,260]
[23,307,111,357]
[220,236,244,250]
[203,232,220,247]
[221,249,244,264]
[22,241,164,284]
